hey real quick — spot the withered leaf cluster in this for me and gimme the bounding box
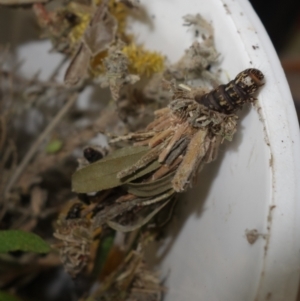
[49,10,233,301]
[65,0,118,86]
[56,81,238,282]
[0,1,260,300]
[73,88,237,194]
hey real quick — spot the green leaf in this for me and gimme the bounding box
[0,230,50,254]
[93,235,114,277]
[0,291,21,301]
[72,146,161,193]
[45,139,63,154]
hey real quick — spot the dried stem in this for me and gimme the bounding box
[4,93,78,198]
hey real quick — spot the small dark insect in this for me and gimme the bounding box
[194,68,264,114]
[83,147,104,163]
[66,203,83,219]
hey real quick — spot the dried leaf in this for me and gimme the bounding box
[93,199,139,228]
[123,171,175,197]
[83,8,117,56]
[172,129,208,192]
[72,146,161,193]
[0,230,50,254]
[107,196,172,232]
[65,0,117,86]
[64,44,90,86]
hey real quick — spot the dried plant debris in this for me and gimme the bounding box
[64,68,264,278]
[0,49,83,298]
[72,83,240,194]
[61,0,164,87]
[53,200,100,277]
[33,3,92,54]
[183,14,214,39]
[64,0,117,85]
[167,40,219,84]
[166,14,219,85]
[96,249,163,301]
[55,152,175,276]
[0,3,266,301]
[83,234,164,301]
[96,42,140,101]
[53,182,171,278]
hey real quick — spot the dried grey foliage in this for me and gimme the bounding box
[65,0,117,86]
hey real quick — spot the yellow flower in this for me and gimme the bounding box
[68,12,91,45]
[122,43,165,76]
[89,50,108,75]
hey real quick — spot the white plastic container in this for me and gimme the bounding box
[129,1,300,301]
[4,0,300,300]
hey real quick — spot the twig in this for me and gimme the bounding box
[4,93,78,198]
[0,115,6,152]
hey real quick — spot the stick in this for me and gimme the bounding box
[4,93,78,197]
